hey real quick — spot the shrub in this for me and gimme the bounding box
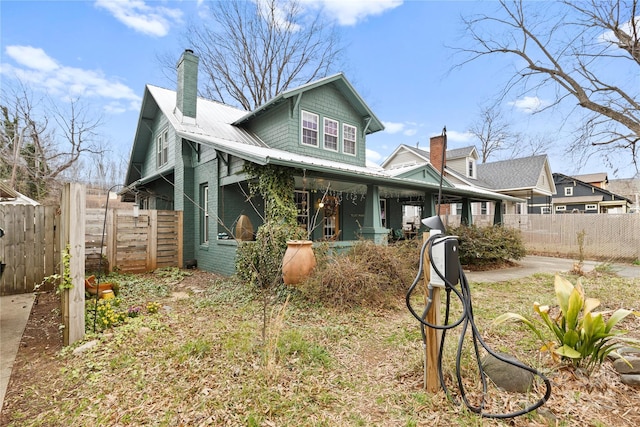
[448,224,525,267]
[235,222,306,289]
[297,239,420,308]
[494,274,639,374]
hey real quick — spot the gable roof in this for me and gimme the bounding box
[126,79,524,204]
[553,173,632,203]
[380,144,477,169]
[571,172,608,185]
[476,155,551,192]
[0,181,39,205]
[446,146,477,160]
[233,73,384,134]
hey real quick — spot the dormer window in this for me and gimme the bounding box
[467,159,475,178]
[302,111,319,147]
[343,124,357,155]
[324,118,338,151]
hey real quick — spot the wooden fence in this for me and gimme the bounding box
[502,213,640,261]
[0,205,59,295]
[1,205,183,295]
[91,208,183,274]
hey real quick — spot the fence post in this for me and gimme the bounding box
[60,183,85,346]
[107,208,116,272]
[147,210,158,271]
[177,211,184,269]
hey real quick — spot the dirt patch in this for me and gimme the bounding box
[1,291,63,425]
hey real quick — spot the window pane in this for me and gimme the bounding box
[324,118,338,150]
[343,124,356,155]
[302,111,318,146]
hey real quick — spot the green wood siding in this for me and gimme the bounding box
[141,112,173,179]
[246,84,367,167]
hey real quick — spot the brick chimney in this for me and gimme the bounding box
[176,49,199,123]
[430,134,446,173]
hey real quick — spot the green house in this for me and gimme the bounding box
[123,50,519,275]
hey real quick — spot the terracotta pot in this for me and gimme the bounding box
[282,240,316,285]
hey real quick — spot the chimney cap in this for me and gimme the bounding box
[185,48,194,54]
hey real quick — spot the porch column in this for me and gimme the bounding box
[360,184,388,244]
[493,201,503,225]
[461,198,472,226]
[419,192,436,232]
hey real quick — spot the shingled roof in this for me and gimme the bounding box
[477,155,549,191]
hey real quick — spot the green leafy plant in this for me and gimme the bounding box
[146,301,162,314]
[86,298,126,332]
[494,274,638,374]
[36,245,73,294]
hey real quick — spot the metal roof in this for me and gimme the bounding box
[127,83,523,203]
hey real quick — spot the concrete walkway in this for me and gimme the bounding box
[0,292,34,410]
[465,255,640,283]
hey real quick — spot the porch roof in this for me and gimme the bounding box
[177,129,524,204]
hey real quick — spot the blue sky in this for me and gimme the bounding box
[1,0,637,179]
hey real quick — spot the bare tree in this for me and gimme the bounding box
[0,84,104,201]
[457,0,640,171]
[468,104,520,163]
[182,0,343,110]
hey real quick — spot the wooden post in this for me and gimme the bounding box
[423,231,441,393]
[106,208,116,273]
[147,210,158,271]
[60,183,85,346]
[176,211,184,269]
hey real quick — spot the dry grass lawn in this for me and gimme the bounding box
[2,265,639,427]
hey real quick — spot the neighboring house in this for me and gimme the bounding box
[123,49,521,276]
[545,173,632,214]
[382,137,555,218]
[570,172,608,189]
[0,182,39,206]
[608,177,640,213]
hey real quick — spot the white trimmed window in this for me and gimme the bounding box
[585,204,597,211]
[157,129,168,168]
[324,118,338,151]
[343,124,357,155]
[556,205,566,211]
[564,187,573,196]
[301,111,318,146]
[201,184,209,244]
[540,207,551,214]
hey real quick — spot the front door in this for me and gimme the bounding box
[322,196,340,240]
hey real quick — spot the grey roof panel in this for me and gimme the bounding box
[476,155,548,190]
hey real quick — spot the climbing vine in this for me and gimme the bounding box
[243,163,299,225]
[39,245,73,294]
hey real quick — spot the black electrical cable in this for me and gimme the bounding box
[405,234,552,419]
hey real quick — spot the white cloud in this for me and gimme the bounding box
[382,121,405,134]
[303,0,402,26]
[5,45,59,72]
[366,148,383,164]
[403,128,416,137]
[508,96,548,114]
[599,15,640,47]
[94,0,183,37]
[444,130,474,144]
[2,45,141,112]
